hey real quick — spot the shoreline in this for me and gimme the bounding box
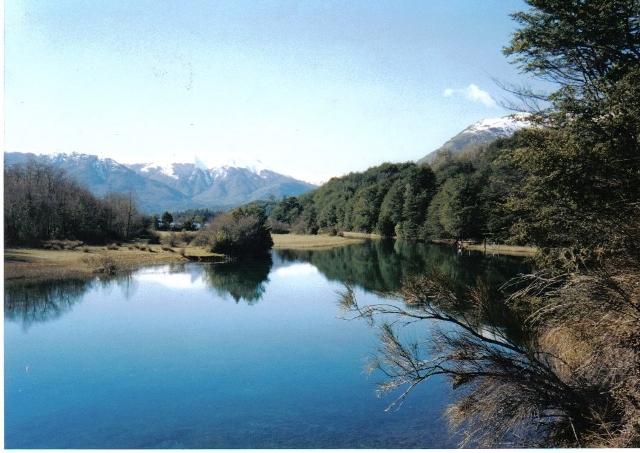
[5,235,537,283]
[4,244,224,283]
[271,233,366,250]
[430,239,538,257]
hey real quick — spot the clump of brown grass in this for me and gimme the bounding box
[82,255,119,275]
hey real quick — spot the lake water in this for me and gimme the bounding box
[4,241,530,448]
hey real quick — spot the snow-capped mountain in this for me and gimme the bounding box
[4,152,316,213]
[126,159,316,208]
[417,113,531,165]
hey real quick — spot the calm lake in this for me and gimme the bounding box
[5,241,531,448]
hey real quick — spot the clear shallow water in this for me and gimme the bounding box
[5,241,530,448]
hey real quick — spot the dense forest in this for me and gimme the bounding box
[265,134,530,244]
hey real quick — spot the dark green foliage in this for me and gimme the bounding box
[501,0,640,265]
[398,167,436,239]
[267,163,444,239]
[203,203,273,258]
[201,257,272,303]
[504,0,640,95]
[161,211,173,226]
[270,196,303,225]
[169,208,220,230]
[264,144,535,244]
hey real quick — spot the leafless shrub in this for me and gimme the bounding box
[162,232,178,247]
[339,265,639,447]
[268,219,291,234]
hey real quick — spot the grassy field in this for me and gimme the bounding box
[271,233,366,250]
[4,240,223,282]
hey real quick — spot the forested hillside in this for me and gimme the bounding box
[266,133,531,244]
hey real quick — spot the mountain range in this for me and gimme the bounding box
[417,113,531,165]
[5,115,529,213]
[4,152,316,213]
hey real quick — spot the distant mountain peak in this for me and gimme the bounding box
[139,161,179,179]
[417,113,531,165]
[4,152,316,213]
[464,113,531,135]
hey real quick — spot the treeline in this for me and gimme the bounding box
[5,162,150,245]
[153,208,221,231]
[265,135,529,244]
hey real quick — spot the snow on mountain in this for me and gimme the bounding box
[464,113,531,135]
[4,152,317,213]
[137,158,270,180]
[417,113,532,165]
[139,161,179,179]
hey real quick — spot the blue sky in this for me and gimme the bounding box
[5,0,549,183]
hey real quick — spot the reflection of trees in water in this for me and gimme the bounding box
[276,240,531,340]
[4,258,274,328]
[339,267,605,447]
[5,272,137,329]
[200,256,272,304]
[276,240,530,295]
[5,279,94,329]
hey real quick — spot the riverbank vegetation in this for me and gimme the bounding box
[340,0,640,447]
[4,164,272,277]
[193,203,273,257]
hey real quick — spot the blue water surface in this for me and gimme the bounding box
[5,242,528,448]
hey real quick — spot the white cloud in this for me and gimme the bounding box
[443,83,497,108]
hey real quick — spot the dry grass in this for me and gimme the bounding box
[271,233,365,250]
[429,239,538,257]
[463,242,538,257]
[4,242,220,281]
[341,231,384,239]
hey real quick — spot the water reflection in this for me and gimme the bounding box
[200,256,272,304]
[5,278,96,328]
[5,241,534,448]
[4,256,274,324]
[275,239,530,294]
[5,241,531,328]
